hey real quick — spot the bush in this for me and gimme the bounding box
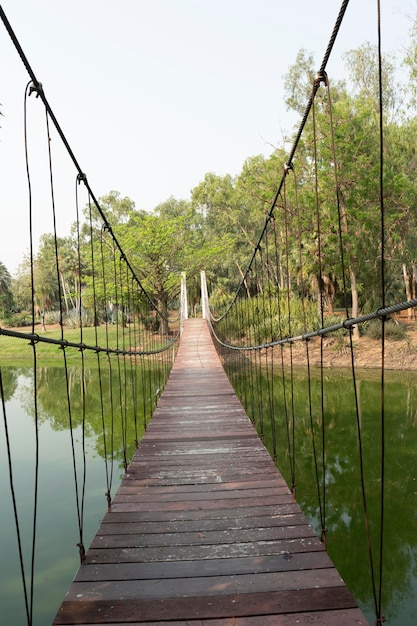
[1,311,32,327]
[323,314,349,338]
[363,318,406,341]
[64,308,95,329]
[215,293,321,347]
[143,316,160,332]
[44,310,62,325]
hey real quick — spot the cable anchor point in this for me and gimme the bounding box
[284,162,293,175]
[29,81,44,98]
[77,542,86,565]
[315,70,328,87]
[77,172,88,186]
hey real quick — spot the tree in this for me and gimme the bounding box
[119,197,215,330]
[0,260,12,314]
[280,42,413,337]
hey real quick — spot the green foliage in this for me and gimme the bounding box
[1,310,32,327]
[215,292,320,347]
[65,308,95,329]
[143,316,160,332]
[363,318,407,341]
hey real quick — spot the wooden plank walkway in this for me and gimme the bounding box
[53,318,368,625]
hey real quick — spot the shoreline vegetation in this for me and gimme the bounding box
[1,319,417,371]
[276,331,417,371]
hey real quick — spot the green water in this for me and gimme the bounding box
[227,362,417,625]
[1,363,417,624]
[0,364,153,626]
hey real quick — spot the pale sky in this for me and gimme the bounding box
[0,0,414,274]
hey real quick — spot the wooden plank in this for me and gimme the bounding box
[54,587,358,624]
[89,525,316,549]
[86,538,327,564]
[96,513,308,534]
[64,569,346,601]
[74,552,335,582]
[58,611,367,626]
[101,503,302,523]
[52,318,368,626]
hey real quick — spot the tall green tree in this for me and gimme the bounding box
[120,197,216,328]
[0,260,12,314]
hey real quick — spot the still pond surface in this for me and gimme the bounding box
[1,364,417,625]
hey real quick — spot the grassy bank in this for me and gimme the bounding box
[0,324,173,363]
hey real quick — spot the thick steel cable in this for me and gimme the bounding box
[208,297,417,352]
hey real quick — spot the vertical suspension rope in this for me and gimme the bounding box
[74,177,87,563]
[23,82,40,624]
[1,369,31,625]
[129,275,139,447]
[282,176,297,495]
[100,227,116,494]
[113,248,128,473]
[264,221,277,462]
[89,196,113,509]
[310,80,327,544]
[376,0,386,621]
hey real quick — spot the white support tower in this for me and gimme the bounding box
[180,272,188,332]
[200,270,209,320]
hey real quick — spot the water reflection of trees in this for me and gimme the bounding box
[9,362,163,469]
[226,361,417,623]
[0,366,20,402]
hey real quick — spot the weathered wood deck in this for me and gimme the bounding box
[53,318,368,625]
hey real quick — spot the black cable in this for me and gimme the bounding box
[376,0,386,621]
[1,368,31,625]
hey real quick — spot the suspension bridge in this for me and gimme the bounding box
[53,317,367,625]
[1,1,417,625]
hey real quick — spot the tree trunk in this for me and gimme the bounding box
[402,263,413,319]
[338,187,360,339]
[159,292,169,335]
[236,261,251,298]
[350,268,360,340]
[60,271,70,316]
